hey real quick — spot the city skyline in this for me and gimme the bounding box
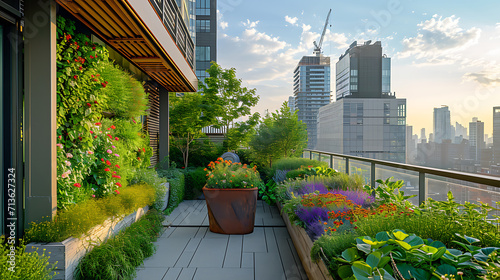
[215,0,500,134]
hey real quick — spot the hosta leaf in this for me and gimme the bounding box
[436,264,457,276]
[337,265,353,278]
[429,240,446,249]
[393,230,409,241]
[366,252,382,269]
[351,261,372,279]
[376,231,391,241]
[342,248,360,262]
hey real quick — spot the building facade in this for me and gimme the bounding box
[469,118,485,161]
[433,105,452,143]
[0,0,197,237]
[335,41,394,101]
[317,98,407,163]
[293,55,331,149]
[195,0,217,87]
[494,107,500,164]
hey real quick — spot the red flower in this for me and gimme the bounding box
[101,83,106,87]
[132,119,136,124]
[90,131,94,134]
[181,167,185,169]
[111,125,116,129]
[115,137,119,141]
[107,134,112,138]
[73,75,78,80]
[107,128,111,130]
[137,157,141,161]
[115,164,120,168]
[94,136,97,139]
[91,74,94,78]
[95,122,101,126]
[142,147,145,152]
[106,160,111,165]
[87,103,91,107]
[78,136,82,140]
[94,101,98,104]
[66,34,71,40]
[73,183,81,188]
[112,175,121,179]
[101,158,105,162]
[78,66,82,70]
[92,46,96,50]
[115,190,120,194]
[90,55,94,59]
[105,81,108,84]
[113,171,117,174]
[115,182,122,187]
[58,135,62,139]
[104,168,110,172]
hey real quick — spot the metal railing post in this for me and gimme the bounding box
[309,151,312,160]
[371,162,376,188]
[345,158,350,175]
[330,155,333,169]
[419,172,426,206]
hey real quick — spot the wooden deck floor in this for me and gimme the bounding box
[134,200,308,280]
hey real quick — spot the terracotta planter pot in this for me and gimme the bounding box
[203,187,258,234]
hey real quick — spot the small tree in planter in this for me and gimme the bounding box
[203,158,262,234]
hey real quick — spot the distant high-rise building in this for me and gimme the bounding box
[335,41,394,101]
[293,55,331,149]
[469,118,485,161]
[429,133,434,143]
[420,128,426,142]
[317,41,406,163]
[288,96,296,112]
[433,106,451,143]
[195,0,217,87]
[493,107,500,163]
[406,126,416,164]
[455,121,467,141]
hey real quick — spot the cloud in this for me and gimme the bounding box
[285,15,298,26]
[242,19,259,28]
[463,71,500,88]
[220,21,228,30]
[398,15,481,63]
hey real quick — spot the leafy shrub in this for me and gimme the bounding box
[158,168,185,211]
[129,168,167,211]
[285,167,317,180]
[311,233,358,273]
[74,209,164,280]
[169,140,224,168]
[0,237,57,280]
[25,184,155,243]
[272,157,327,173]
[184,167,207,200]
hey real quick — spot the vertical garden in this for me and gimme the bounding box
[54,16,153,209]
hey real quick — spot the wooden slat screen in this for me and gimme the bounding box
[144,83,160,167]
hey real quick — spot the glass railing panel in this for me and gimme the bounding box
[333,156,346,174]
[311,152,320,161]
[319,154,330,167]
[348,159,371,185]
[374,165,420,205]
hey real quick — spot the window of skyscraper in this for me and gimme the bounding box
[196,0,210,15]
[196,46,210,62]
[398,104,406,117]
[196,19,210,32]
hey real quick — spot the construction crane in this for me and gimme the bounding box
[313,9,332,56]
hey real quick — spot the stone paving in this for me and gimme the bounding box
[134,200,308,280]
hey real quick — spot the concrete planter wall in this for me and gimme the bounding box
[277,203,333,280]
[26,206,149,280]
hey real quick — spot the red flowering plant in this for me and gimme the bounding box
[205,158,262,189]
[55,142,95,209]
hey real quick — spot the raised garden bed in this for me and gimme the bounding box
[26,205,149,280]
[277,203,333,280]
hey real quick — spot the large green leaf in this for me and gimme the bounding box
[373,268,396,280]
[375,231,391,241]
[429,240,446,249]
[337,265,354,278]
[436,264,457,276]
[357,243,372,255]
[393,230,409,241]
[351,261,372,280]
[366,252,382,269]
[455,233,480,244]
[405,235,425,247]
[394,240,412,250]
[342,248,360,262]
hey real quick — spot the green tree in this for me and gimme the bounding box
[224,113,260,151]
[169,93,213,168]
[200,62,260,134]
[249,102,307,167]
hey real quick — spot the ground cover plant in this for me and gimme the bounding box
[74,209,164,280]
[157,167,185,214]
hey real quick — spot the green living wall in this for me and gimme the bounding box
[55,16,153,209]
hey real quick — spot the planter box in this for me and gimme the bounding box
[26,205,149,280]
[277,203,333,280]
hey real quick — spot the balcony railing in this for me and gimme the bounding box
[303,149,500,206]
[150,0,195,69]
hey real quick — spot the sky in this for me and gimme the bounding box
[214,0,500,137]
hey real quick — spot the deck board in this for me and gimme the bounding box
[135,200,308,280]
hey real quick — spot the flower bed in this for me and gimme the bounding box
[277,171,500,279]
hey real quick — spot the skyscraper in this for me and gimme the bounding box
[420,128,426,143]
[433,106,451,143]
[469,118,485,161]
[293,55,331,149]
[195,0,217,87]
[317,41,406,163]
[493,107,500,163]
[288,96,296,112]
[336,41,393,100]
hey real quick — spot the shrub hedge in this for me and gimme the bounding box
[184,167,207,200]
[158,169,185,212]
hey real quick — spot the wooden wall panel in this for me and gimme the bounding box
[144,83,160,167]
